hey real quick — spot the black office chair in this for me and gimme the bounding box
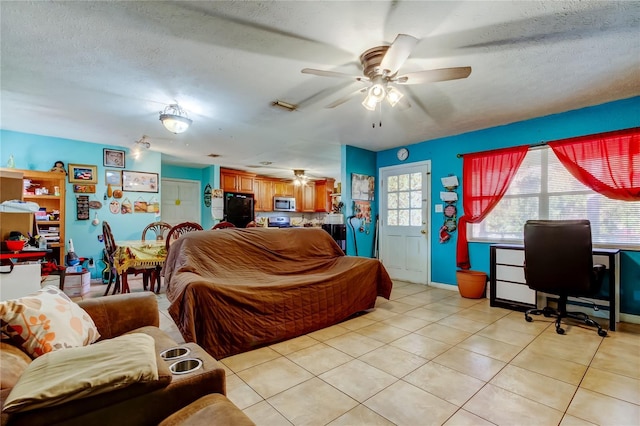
[523,220,608,337]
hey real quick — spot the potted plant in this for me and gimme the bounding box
[456,269,488,299]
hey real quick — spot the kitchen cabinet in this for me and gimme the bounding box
[314,178,335,212]
[19,169,66,265]
[220,168,255,193]
[273,181,295,197]
[254,178,274,212]
[296,182,316,212]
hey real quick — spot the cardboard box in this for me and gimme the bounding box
[0,212,34,242]
[63,269,90,297]
[0,169,24,202]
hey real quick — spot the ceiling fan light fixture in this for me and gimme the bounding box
[369,83,386,102]
[361,94,377,111]
[159,104,193,134]
[293,169,308,186]
[386,86,404,107]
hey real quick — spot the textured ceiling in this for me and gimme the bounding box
[1,1,639,180]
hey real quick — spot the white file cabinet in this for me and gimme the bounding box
[489,244,620,331]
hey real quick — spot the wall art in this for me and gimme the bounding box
[105,169,122,186]
[351,173,375,201]
[122,170,158,193]
[68,164,98,184]
[103,148,125,168]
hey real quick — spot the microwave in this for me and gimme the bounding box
[274,196,296,212]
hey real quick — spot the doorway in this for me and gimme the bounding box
[379,161,431,284]
[160,178,201,226]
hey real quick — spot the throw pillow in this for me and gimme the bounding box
[2,333,159,413]
[0,285,100,358]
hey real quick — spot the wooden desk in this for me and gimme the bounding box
[489,244,620,331]
[113,240,166,293]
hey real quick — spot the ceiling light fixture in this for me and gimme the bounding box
[131,135,151,159]
[159,104,192,134]
[293,169,308,186]
[361,77,404,111]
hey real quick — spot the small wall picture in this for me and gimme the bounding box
[351,173,375,201]
[104,148,125,168]
[68,164,98,184]
[105,169,122,186]
[73,184,96,193]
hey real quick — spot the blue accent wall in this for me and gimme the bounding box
[160,162,219,230]
[342,145,377,257]
[1,130,162,279]
[377,96,640,315]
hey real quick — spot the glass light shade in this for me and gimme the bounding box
[361,94,377,111]
[159,104,192,134]
[160,114,192,134]
[386,86,404,107]
[369,84,386,102]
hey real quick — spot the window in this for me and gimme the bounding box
[471,146,640,247]
[387,172,422,226]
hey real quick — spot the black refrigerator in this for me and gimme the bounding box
[223,192,254,228]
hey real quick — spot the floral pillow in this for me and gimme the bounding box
[0,285,100,358]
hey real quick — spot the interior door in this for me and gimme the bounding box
[161,178,200,225]
[379,162,431,284]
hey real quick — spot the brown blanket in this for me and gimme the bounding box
[164,227,392,359]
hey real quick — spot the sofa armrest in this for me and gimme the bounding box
[78,292,159,340]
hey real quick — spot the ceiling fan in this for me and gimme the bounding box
[301,34,471,111]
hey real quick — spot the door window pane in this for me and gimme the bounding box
[386,172,424,228]
[410,173,422,190]
[388,193,398,209]
[398,209,410,226]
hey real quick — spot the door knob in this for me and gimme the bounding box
[420,229,426,234]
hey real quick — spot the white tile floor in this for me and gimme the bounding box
[86,278,640,426]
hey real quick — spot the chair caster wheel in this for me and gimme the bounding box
[525,316,533,322]
[556,327,565,335]
[598,329,608,337]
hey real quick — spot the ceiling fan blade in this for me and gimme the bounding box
[301,68,368,82]
[325,88,368,109]
[395,67,472,85]
[380,34,419,75]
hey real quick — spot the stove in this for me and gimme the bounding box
[267,216,291,228]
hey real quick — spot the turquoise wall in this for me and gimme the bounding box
[0,128,222,279]
[376,96,640,315]
[160,162,219,230]
[342,145,377,257]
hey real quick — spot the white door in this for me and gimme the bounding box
[161,178,201,226]
[379,161,431,284]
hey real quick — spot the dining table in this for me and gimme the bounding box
[113,240,167,294]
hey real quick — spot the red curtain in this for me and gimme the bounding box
[549,128,640,201]
[456,145,529,269]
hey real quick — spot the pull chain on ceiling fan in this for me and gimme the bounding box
[301,34,472,112]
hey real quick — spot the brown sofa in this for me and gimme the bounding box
[1,292,227,426]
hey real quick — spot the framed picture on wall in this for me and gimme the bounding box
[105,169,122,186]
[351,173,375,201]
[68,164,98,184]
[103,148,125,168]
[122,170,159,193]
